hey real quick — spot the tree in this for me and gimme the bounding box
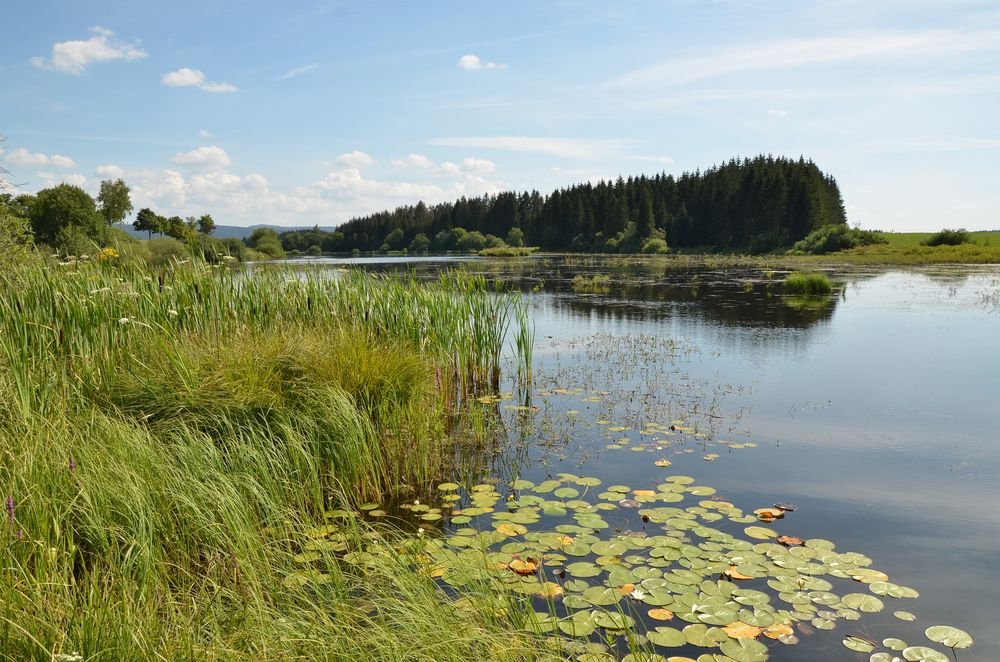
[248,227,285,258]
[97,179,133,226]
[197,214,216,235]
[408,232,430,254]
[506,227,525,247]
[164,216,190,240]
[133,208,160,239]
[0,195,34,264]
[30,184,103,247]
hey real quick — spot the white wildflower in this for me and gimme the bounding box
[167,309,179,318]
[117,317,130,325]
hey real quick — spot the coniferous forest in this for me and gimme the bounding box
[279,155,848,254]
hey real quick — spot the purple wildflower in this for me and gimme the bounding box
[69,455,76,472]
[5,495,14,525]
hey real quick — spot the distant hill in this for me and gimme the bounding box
[119,224,336,241]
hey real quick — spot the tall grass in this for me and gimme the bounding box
[0,255,541,660]
[783,271,833,295]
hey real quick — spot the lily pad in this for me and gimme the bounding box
[901,646,949,662]
[647,626,687,647]
[720,637,769,661]
[924,625,973,649]
[843,635,876,653]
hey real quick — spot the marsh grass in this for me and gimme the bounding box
[783,271,833,295]
[0,256,541,660]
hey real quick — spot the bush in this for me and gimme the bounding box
[784,271,833,295]
[922,228,971,247]
[147,237,189,266]
[791,224,887,255]
[641,237,670,254]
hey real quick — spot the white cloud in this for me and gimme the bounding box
[614,30,1000,87]
[335,151,375,168]
[391,153,435,170]
[431,136,630,160]
[458,54,506,71]
[457,157,496,173]
[768,109,790,119]
[161,68,238,93]
[198,129,213,138]
[37,171,87,188]
[5,147,76,168]
[279,63,319,80]
[171,146,232,170]
[31,26,147,75]
[96,164,126,178]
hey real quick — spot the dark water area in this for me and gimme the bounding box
[295,256,1000,661]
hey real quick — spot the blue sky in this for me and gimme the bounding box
[2,0,998,230]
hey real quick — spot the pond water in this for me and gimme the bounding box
[301,256,1000,661]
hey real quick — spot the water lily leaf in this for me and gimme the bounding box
[720,637,769,661]
[654,459,673,467]
[723,622,764,639]
[883,638,907,651]
[762,623,793,640]
[537,581,564,598]
[558,617,596,637]
[843,635,877,653]
[582,586,621,606]
[841,593,885,613]
[851,568,889,584]
[870,654,895,662]
[647,626,687,647]
[901,646,949,662]
[924,625,973,649]
[508,558,538,575]
[554,487,580,499]
[495,523,528,537]
[743,526,777,540]
[894,610,917,621]
[776,535,804,547]
[682,624,728,647]
[566,561,602,578]
[725,566,754,580]
[437,482,460,491]
[649,608,675,621]
[593,611,634,631]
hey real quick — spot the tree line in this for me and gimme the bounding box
[279,155,848,255]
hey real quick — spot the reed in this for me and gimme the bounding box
[0,255,540,660]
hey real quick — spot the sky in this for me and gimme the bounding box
[1,0,998,231]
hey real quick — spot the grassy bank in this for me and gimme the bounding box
[0,256,543,660]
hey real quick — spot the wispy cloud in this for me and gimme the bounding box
[614,30,1000,87]
[31,26,147,75]
[861,136,1000,154]
[457,54,506,71]
[162,68,238,93]
[430,136,631,160]
[279,63,319,80]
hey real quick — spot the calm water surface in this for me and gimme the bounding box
[308,256,1000,660]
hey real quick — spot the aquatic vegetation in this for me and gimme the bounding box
[783,271,833,295]
[306,467,973,662]
[571,274,612,294]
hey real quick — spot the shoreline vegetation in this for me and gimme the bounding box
[0,255,548,660]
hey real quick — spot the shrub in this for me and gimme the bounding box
[641,237,670,254]
[791,224,886,255]
[784,271,833,295]
[147,237,189,266]
[922,228,971,246]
